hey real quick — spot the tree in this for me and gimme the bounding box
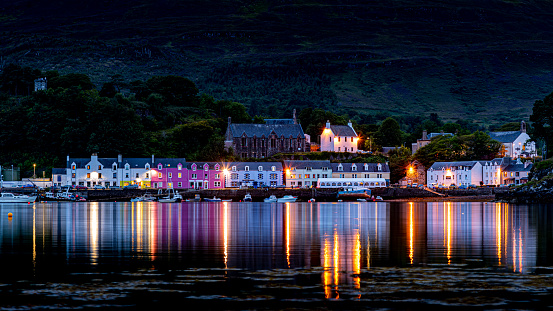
[375,117,403,147]
[530,92,553,157]
[49,73,95,90]
[387,146,412,184]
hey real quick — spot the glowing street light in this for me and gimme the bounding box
[33,163,36,179]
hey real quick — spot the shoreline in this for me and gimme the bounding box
[385,195,496,202]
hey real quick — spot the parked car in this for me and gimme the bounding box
[458,185,467,189]
[123,184,139,189]
[73,185,87,190]
[468,184,477,189]
[93,185,106,190]
[109,185,121,189]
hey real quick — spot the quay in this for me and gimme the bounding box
[8,186,511,202]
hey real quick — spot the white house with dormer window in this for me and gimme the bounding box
[427,161,483,188]
[317,162,390,188]
[320,120,359,153]
[489,121,537,158]
[283,160,332,188]
[224,162,283,188]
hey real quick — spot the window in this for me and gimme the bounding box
[352,174,357,178]
[231,173,238,179]
[98,173,102,178]
[158,164,162,170]
[168,173,172,178]
[178,182,182,187]
[87,173,90,178]
[352,165,357,171]
[71,173,75,178]
[125,173,129,178]
[158,173,162,178]
[215,174,220,179]
[178,173,182,178]
[98,165,101,170]
[192,174,197,179]
[305,174,310,179]
[245,173,250,179]
[145,164,150,170]
[72,165,76,170]
[258,173,263,179]
[245,166,249,171]
[87,165,90,170]
[351,137,354,142]
[338,147,340,151]
[270,173,277,179]
[231,181,238,187]
[258,166,263,171]
[271,166,276,171]
[214,181,221,187]
[338,137,341,142]
[192,165,196,171]
[158,182,163,188]
[339,174,344,178]
[232,166,236,171]
[125,164,130,170]
[338,165,343,171]
[146,173,149,178]
[112,164,117,170]
[204,174,208,179]
[136,173,139,178]
[178,164,182,170]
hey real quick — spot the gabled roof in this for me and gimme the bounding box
[429,161,481,170]
[503,163,532,172]
[283,160,332,170]
[186,162,220,170]
[154,158,186,168]
[265,119,294,125]
[52,168,66,174]
[228,123,304,138]
[330,125,356,137]
[331,163,390,173]
[488,131,523,143]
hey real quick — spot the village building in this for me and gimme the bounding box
[283,160,332,188]
[427,161,483,188]
[224,111,307,159]
[150,159,187,189]
[481,158,502,186]
[64,153,159,188]
[399,160,426,186]
[411,131,454,154]
[489,121,536,158]
[223,162,283,188]
[317,162,389,188]
[185,162,224,190]
[320,120,358,153]
[500,157,532,186]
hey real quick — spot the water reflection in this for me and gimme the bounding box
[0,201,545,283]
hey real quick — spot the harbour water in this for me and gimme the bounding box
[0,201,552,309]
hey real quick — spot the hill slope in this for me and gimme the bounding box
[2,0,553,125]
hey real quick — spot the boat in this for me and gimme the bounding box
[0,192,37,203]
[264,195,277,203]
[186,194,201,202]
[277,195,297,203]
[357,198,367,202]
[337,187,371,199]
[308,198,316,203]
[131,192,156,202]
[222,199,232,202]
[158,189,182,203]
[204,196,222,202]
[243,193,252,202]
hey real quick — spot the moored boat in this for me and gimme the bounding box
[264,195,277,203]
[277,195,297,203]
[0,192,37,203]
[204,196,222,202]
[338,187,371,199]
[243,193,252,202]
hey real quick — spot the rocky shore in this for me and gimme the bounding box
[495,160,553,204]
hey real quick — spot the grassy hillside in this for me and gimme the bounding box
[2,0,553,126]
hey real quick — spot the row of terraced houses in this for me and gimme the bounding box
[51,153,390,190]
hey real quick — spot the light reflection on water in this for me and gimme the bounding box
[0,201,546,283]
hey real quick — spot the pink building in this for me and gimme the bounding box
[151,158,187,189]
[186,162,225,190]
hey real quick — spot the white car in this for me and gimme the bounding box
[93,185,106,190]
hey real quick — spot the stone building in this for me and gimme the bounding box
[224,112,307,159]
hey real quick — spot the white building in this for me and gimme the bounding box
[489,121,536,158]
[317,162,389,188]
[283,160,332,188]
[427,161,483,187]
[63,153,158,188]
[320,120,359,153]
[482,158,502,186]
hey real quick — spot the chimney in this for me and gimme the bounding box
[228,116,231,127]
[293,109,297,124]
[152,154,155,165]
[326,120,330,129]
[91,153,98,162]
[66,155,70,168]
[422,130,428,140]
[118,154,122,163]
[521,120,526,133]
[348,120,353,128]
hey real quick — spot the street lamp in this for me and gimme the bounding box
[33,163,36,179]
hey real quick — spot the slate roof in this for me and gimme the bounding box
[503,163,532,172]
[185,162,220,170]
[52,168,66,174]
[68,157,156,169]
[331,162,390,173]
[488,131,522,143]
[265,119,294,125]
[225,162,283,171]
[429,161,481,170]
[228,123,305,138]
[428,132,453,139]
[153,158,186,168]
[283,160,332,170]
[330,125,356,137]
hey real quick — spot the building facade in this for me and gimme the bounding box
[320,120,358,153]
[317,162,389,188]
[283,160,332,188]
[427,161,483,188]
[186,162,225,190]
[489,121,536,158]
[224,113,308,159]
[224,162,283,188]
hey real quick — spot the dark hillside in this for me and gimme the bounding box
[2,0,553,125]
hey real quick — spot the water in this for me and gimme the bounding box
[0,201,551,308]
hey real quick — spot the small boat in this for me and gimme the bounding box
[204,196,222,202]
[186,194,201,202]
[264,195,277,203]
[158,189,182,203]
[222,199,232,202]
[243,193,252,202]
[0,192,37,203]
[357,198,367,202]
[338,187,371,199]
[308,198,316,203]
[277,195,297,203]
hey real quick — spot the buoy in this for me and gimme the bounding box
[8,213,12,218]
